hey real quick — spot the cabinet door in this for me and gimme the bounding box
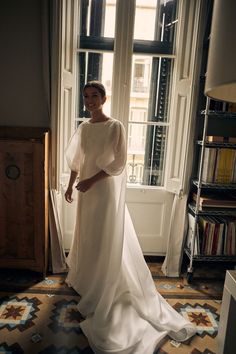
[0,139,46,272]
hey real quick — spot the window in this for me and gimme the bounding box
[132,58,150,93]
[54,0,204,252]
[76,0,178,187]
[127,108,147,183]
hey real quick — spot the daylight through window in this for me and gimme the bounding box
[77,0,178,186]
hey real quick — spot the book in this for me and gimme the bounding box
[214,148,236,183]
[199,147,236,184]
[224,218,236,255]
[228,103,236,112]
[206,136,224,142]
[200,148,217,183]
[186,213,199,255]
[192,192,236,210]
[197,215,236,256]
[228,137,236,143]
[231,156,236,183]
[198,216,210,254]
[209,215,221,255]
[206,136,236,143]
[216,216,227,255]
[204,216,216,255]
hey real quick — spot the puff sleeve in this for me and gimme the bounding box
[96,120,127,176]
[65,125,82,173]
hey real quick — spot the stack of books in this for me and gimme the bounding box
[199,136,236,183]
[187,213,236,256]
[192,192,236,211]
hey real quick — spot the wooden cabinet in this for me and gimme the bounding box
[0,127,49,275]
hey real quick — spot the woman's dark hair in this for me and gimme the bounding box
[83,81,106,98]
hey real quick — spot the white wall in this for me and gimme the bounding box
[0,0,49,127]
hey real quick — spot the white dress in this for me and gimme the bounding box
[65,118,196,354]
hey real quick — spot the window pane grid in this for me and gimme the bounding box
[77,0,178,186]
[79,36,114,51]
[127,121,169,127]
[80,0,116,38]
[77,52,113,118]
[127,122,167,186]
[134,0,178,46]
[133,40,173,55]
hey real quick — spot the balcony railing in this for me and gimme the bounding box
[127,154,144,183]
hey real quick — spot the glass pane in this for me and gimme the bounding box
[129,54,172,186]
[127,152,145,184]
[143,124,167,185]
[127,124,167,186]
[132,58,151,93]
[80,0,116,38]
[128,109,147,153]
[130,55,173,123]
[76,52,113,122]
[134,0,178,43]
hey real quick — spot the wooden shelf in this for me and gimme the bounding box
[192,180,236,190]
[185,247,236,262]
[200,110,236,118]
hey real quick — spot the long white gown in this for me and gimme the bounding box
[65,118,196,354]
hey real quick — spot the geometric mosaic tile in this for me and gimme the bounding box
[41,277,61,286]
[48,299,83,334]
[191,349,215,354]
[0,296,42,332]
[38,344,93,353]
[154,348,168,354]
[173,302,219,338]
[158,283,177,290]
[0,342,24,354]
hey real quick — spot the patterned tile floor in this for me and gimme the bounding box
[0,261,231,354]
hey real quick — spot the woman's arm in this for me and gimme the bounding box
[99,121,127,176]
[76,170,109,193]
[65,170,78,202]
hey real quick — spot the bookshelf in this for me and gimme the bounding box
[185,97,236,282]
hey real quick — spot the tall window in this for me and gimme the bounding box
[76,0,178,186]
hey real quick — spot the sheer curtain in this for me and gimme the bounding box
[49,189,67,273]
[162,195,189,277]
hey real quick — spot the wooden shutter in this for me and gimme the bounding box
[51,0,79,189]
[165,0,206,195]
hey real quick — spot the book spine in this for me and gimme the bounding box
[214,148,236,183]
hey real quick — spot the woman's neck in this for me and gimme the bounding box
[90,111,108,123]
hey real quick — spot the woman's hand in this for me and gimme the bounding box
[65,187,73,203]
[76,171,109,193]
[65,170,78,203]
[76,178,94,193]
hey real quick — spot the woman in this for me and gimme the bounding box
[65,81,196,354]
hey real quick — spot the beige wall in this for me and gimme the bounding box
[0,0,49,127]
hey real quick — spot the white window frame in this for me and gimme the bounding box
[51,0,205,194]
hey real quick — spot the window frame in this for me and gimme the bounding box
[77,0,178,187]
[52,0,205,194]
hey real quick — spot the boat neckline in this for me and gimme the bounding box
[87,118,113,124]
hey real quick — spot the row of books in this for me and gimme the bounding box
[205,135,236,143]
[200,147,236,183]
[191,192,236,211]
[187,213,236,256]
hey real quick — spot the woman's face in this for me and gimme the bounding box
[83,87,106,113]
